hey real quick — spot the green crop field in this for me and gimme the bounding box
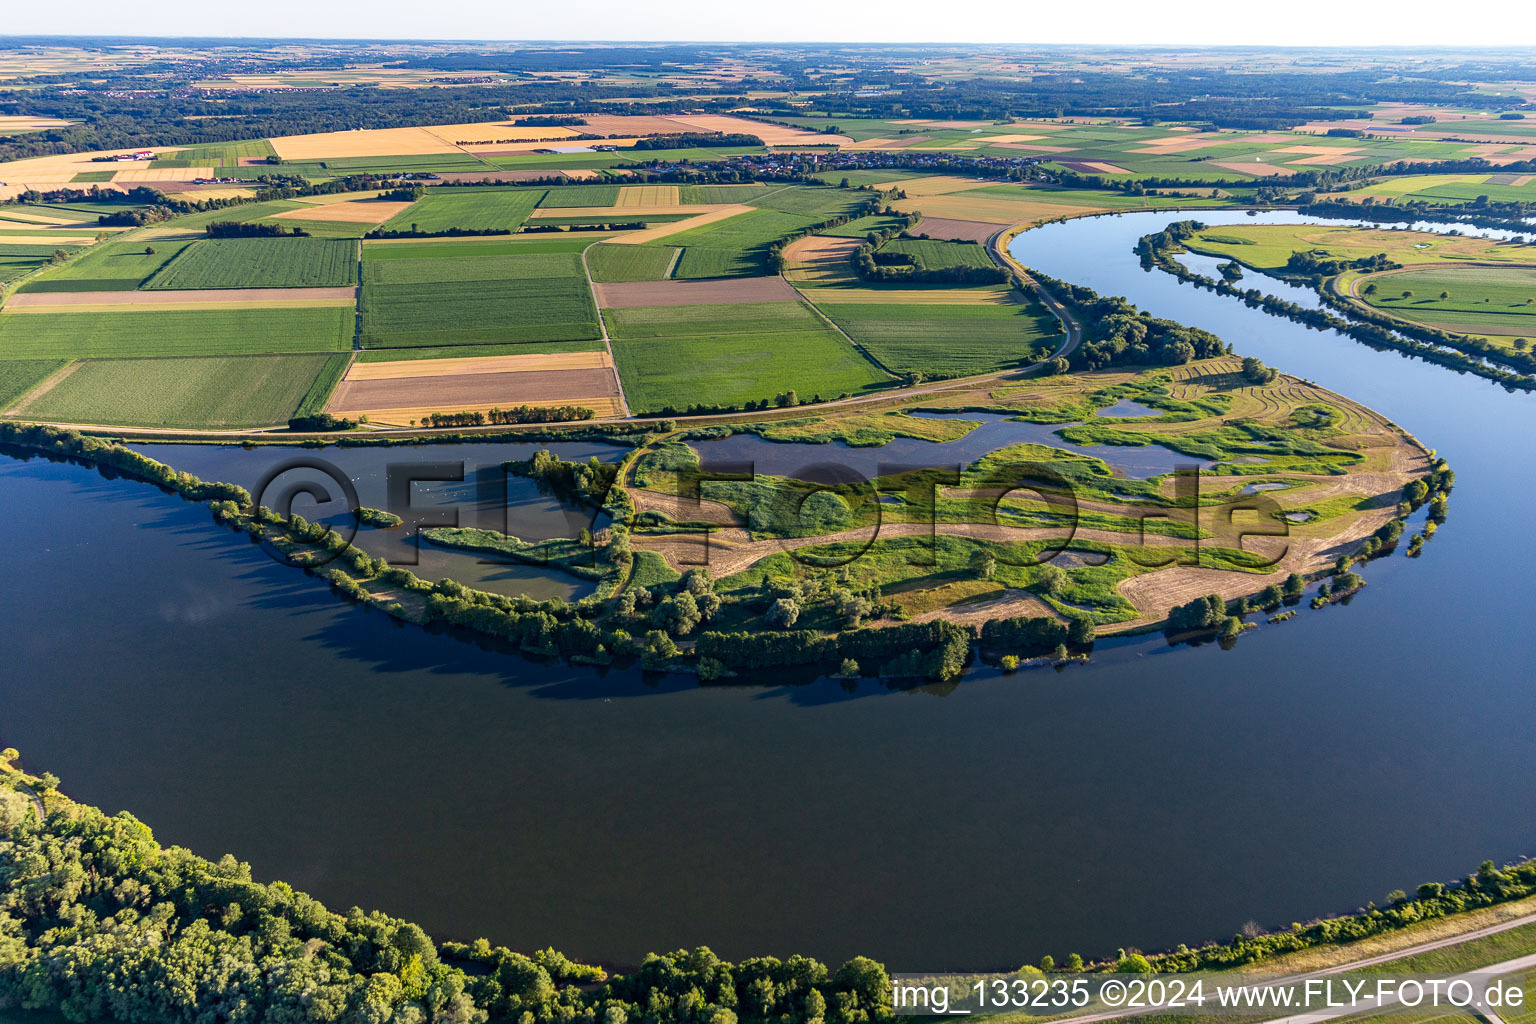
[0,307,353,358]
[14,353,341,427]
[147,237,357,289]
[362,236,603,259]
[679,184,774,204]
[0,245,82,286]
[1362,266,1536,335]
[362,252,585,285]
[746,185,871,219]
[879,238,995,269]
[820,301,1062,375]
[379,188,546,234]
[19,237,198,292]
[665,208,819,278]
[537,185,621,207]
[821,214,912,238]
[610,329,891,413]
[360,277,599,348]
[354,340,606,362]
[604,301,825,339]
[0,359,68,409]
[586,244,678,282]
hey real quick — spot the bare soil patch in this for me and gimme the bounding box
[906,217,998,242]
[328,367,622,418]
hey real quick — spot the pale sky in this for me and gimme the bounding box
[4,0,1533,48]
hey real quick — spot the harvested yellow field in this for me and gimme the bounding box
[560,169,605,180]
[466,137,641,154]
[893,194,1102,225]
[880,175,999,196]
[0,115,74,131]
[1128,135,1235,154]
[0,233,100,245]
[1077,161,1132,174]
[0,150,172,177]
[112,167,215,182]
[179,188,257,202]
[269,126,464,160]
[616,185,680,206]
[346,350,614,381]
[0,208,90,225]
[420,122,581,146]
[782,235,861,285]
[805,286,1020,305]
[577,114,699,137]
[842,138,901,151]
[271,199,414,224]
[606,204,754,245]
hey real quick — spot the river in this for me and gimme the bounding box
[1,211,1533,972]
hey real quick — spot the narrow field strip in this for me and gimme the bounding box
[5,286,359,309]
[593,276,799,308]
[343,350,614,380]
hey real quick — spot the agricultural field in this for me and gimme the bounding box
[147,237,358,289]
[10,353,345,427]
[611,327,891,414]
[536,185,622,208]
[361,252,584,285]
[0,244,80,286]
[0,307,353,358]
[605,300,825,339]
[326,349,625,424]
[0,359,68,410]
[1357,266,1536,336]
[360,276,598,348]
[16,236,198,292]
[1321,172,1536,204]
[377,187,546,234]
[586,244,679,282]
[603,296,891,412]
[664,208,820,278]
[361,235,603,259]
[878,238,996,269]
[819,301,1062,376]
[1184,223,1536,271]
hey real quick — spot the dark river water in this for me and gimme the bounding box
[2,211,1534,973]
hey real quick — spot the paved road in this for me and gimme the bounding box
[1039,910,1536,1024]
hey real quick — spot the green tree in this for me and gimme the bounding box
[1036,564,1068,595]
